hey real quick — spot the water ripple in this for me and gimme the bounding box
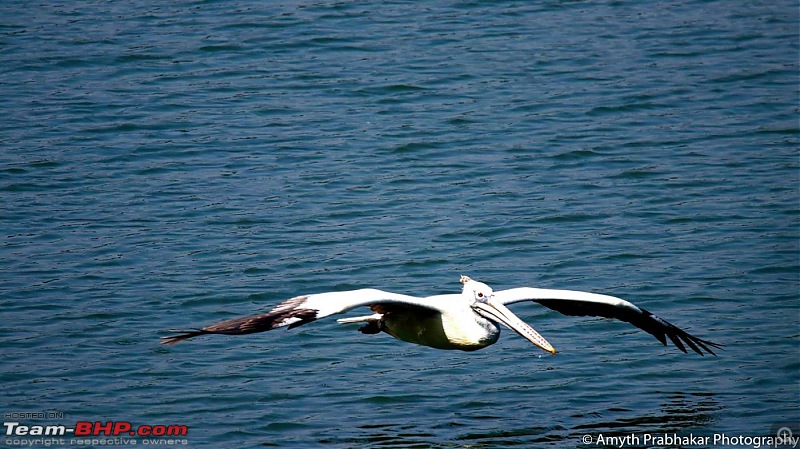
[1,0,797,447]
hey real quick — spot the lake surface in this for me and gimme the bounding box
[2,1,798,447]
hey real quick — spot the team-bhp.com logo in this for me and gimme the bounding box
[5,420,189,446]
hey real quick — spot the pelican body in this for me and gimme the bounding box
[347,286,535,351]
[162,275,722,356]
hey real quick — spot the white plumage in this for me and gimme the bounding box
[162,275,721,356]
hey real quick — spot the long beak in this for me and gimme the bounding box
[473,299,557,354]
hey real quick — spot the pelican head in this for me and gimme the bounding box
[461,276,557,354]
[460,275,494,301]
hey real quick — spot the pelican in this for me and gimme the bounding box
[161,275,722,355]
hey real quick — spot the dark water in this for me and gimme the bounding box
[2,1,798,447]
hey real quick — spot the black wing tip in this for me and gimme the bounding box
[160,329,207,345]
[693,337,725,356]
[664,326,724,356]
[640,309,723,356]
[656,332,723,356]
[160,300,320,345]
[676,327,725,356]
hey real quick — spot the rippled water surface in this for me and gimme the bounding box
[2,1,798,447]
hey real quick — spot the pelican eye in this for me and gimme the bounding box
[477,292,484,298]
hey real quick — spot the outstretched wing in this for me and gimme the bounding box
[161,288,442,345]
[494,287,722,356]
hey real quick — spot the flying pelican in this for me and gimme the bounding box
[161,276,722,355]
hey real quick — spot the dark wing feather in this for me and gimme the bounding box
[533,299,723,356]
[161,295,316,345]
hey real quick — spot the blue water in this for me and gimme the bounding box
[2,1,798,447]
